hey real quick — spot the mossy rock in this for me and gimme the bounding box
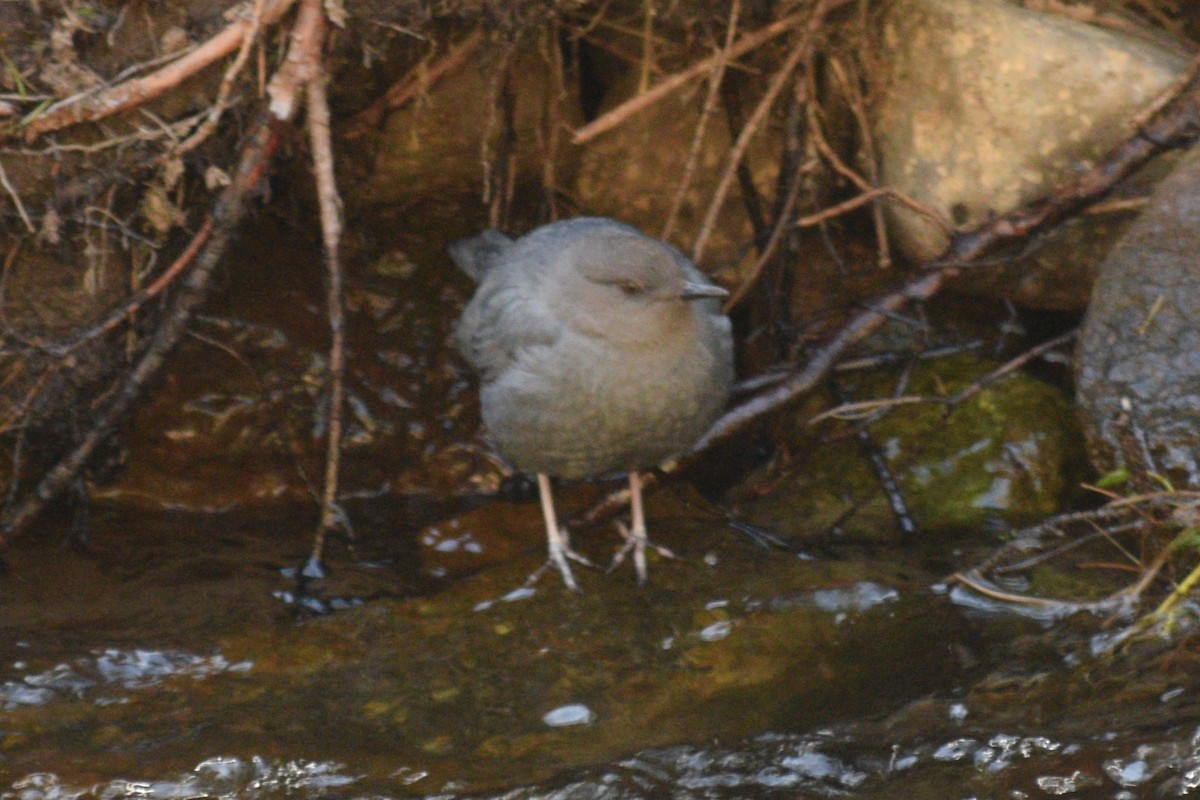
[737,353,1088,541]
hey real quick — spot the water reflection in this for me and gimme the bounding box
[1,648,252,710]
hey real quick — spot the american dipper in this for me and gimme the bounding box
[452,217,734,590]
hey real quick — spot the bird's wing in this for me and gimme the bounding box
[456,275,562,383]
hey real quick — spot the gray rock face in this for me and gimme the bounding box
[1076,147,1200,486]
[454,217,734,480]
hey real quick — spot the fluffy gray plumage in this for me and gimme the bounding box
[453,217,733,480]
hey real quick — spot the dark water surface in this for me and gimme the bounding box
[2,213,1197,799]
[3,500,1200,799]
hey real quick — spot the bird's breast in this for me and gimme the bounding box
[480,319,731,479]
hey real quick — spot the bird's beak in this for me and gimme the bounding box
[679,281,729,301]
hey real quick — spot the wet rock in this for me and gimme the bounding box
[737,353,1086,540]
[353,39,581,208]
[871,0,1188,309]
[1076,145,1200,487]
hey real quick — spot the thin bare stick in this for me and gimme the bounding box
[723,151,809,310]
[172,0,268,157]
[347,29,484,134]
[795,186,949,234]
[692,0,840,264]
[0,0,324,544]
[805,71,893,267]
[51,217,215,355]
[305,50,348,575]
[691,40,800,263]
[0,159,34,233]
[266,0,326,120]
[691,270,947,454]
[949,569,1132,615]
[660,0,740,242]
[828,55,890,267]
[1131,48,1200,129]
[539,21,565,218]
[808,329,1077,424]
[25,0,298,137]
[571,11,815,145]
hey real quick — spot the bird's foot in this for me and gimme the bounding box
[608,521,677,585]
[525,527,596,592]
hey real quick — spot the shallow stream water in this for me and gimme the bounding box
[4,498,1200,799]
[3,217,1198,800]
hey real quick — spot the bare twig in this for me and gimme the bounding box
[805,66,894,267]
[266,0,326,120]
[0,118,282,543]
[0,158,34,234]
[949,569,1135,616]
[539,21,566,219]
[346,29,484,134]
[685,58,1200,458]
[660,0,740,242]
[571,11,816,145]
[1130,49,1200,130]
[692,0,843,265]
[723,152,810,310]
[172,0,269,157]
[305,45,348,576]
[25,0,298,137]
[691,27,804,263]
[794,186,950,234]
[829,55,890,267]
[0,0,330,543]
[808,329,1077,424]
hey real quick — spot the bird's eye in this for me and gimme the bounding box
[617,281,643,296]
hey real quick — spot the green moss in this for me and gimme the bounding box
[740,354,1087,540]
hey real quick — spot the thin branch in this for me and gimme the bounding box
[692,0,842,265]
[660,0,739,242]
[346,29,485,135]
[691,27,805,264]
[808,329,1077,424]
[305,44,349,576]
[172,0,269,157]
[25,0,298,137]
[0,118,282,543]
[828,55,890,267]
[0,159,34,234]
[571,11,817,145]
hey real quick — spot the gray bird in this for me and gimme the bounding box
[452,217,734,590]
